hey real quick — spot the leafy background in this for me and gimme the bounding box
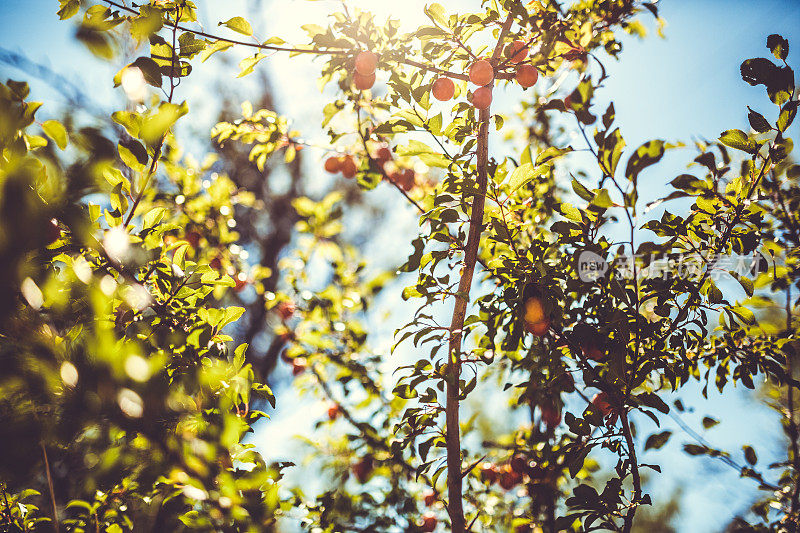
[0,0,798,530]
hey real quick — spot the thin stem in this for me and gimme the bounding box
[355,104,491,271]
[99,0,477,82]
[657,151,773,344]
[620,411,640,533]
[123,5,180,228]
[40,443,59,533]
[123,139,163,228]
[574,114,646,526]
[667,411,780,491]
[2,485,14,529]
[787,286,800,520]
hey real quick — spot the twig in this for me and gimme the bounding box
[787,286,800,519]
[40,443,59,533]
[309,365,427,482]
[99,0,475,82]
[123,5,182,227]
[657,151,773,344]
[620,411,641,533]
[667,410,780,491]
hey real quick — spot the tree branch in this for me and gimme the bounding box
[444,12,514,532]
[99,0,483,82]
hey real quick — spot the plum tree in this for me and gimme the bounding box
[2,2,797,533]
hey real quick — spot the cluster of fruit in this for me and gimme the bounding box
[431,40,540,109]
[324,153,358,178]
[351,42,539,109]
[479,454,553,492]
[374,145,416,191]
[352,50,378,90]
[324,144,417,191]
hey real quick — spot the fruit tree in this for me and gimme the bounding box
[0,0,798,532]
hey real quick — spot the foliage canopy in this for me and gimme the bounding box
[0,0,798,532]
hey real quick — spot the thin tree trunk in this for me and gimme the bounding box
[445,13,514,531]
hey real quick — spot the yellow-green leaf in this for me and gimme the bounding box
[220,16,253,36]
[42,120,67,149]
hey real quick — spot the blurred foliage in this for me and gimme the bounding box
[0,0,798,532]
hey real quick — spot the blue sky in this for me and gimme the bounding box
[1,1,799,531]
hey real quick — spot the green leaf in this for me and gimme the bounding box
[683,444,714,456]
[705,279,723,304]
[76,26,113,59]
[199,40,234,63]
[777,101,798,132]
[220,16,253,36]
[66,500,94,512]
[143,207,166,230]
[592,189,614,208]
[506,163,550,193]
[597,127,625,176]
[112,110,142,138]
[425,3,448,26]
[131,56,163,87]
[734,274,754,297]
[25,135,48,149]
[644,431,671,451]
[767,34,789,61]
[625,139,665,185]
[571,177,593,202]
[57,0,80,20]
[602,102,615,129]
[740,58,794,106]
[636,392,669,414]
[536,146,573,165]
[719,129,759,154]
[747,107,771,133]
[730,306,755,325]
[42,120,67,149]
[219,306,246,329]
[140,101,188,147]
[178,33,207,59]
[301,24,325,37]
[671,174,702,191]
[130,6,163,43]
[559,203,583,222]
[695,196,717,214]
[118,138,148,168]
[238,53,267,78]
[743,445,757,465]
